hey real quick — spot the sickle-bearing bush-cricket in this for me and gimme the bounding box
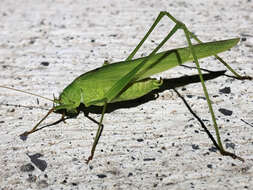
[1,12,252,164]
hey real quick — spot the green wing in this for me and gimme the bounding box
[77,38,239,83]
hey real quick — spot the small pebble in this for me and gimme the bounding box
[219,87,231,94]
[192,144,200,150]
[97,174,107,178]
[143,158,156,161]
[40,61,49,66]
[208,146,217,152]
[226,142,235,149]
[218,108,233,116]
[128,172,133,177]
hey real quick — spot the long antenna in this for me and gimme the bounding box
[0,103,50,111]
[0,85,54,102]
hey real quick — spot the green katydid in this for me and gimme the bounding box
[0,11,252,164]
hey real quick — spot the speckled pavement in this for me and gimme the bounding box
[0,0,253,189]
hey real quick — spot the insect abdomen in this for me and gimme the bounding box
[112,78,162,103]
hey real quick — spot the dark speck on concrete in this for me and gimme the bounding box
[143,158,156,161]
[192,144,200,150]
[226,142,235,149]
[218,108,233,116]
[219,87,231,94]
[208,146,218,152]
[97,174,107,178]
[197,96,206,100]
[241,37,247,42]
[40,61,50,66]
[128,172,133,177]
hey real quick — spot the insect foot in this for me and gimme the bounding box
[85,155,93,164]
[20,131,30,141]
[221,150,245,162]
[238,76,252,80]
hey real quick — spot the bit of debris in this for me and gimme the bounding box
[218,108,233,116]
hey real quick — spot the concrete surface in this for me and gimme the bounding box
[0,0,253,189]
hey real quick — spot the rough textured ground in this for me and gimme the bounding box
[0,0,253,189]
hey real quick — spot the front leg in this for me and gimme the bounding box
[86,101,108,164]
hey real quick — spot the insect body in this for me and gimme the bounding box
[1,11,251,163]
[59,39,238,108]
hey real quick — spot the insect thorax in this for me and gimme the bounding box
[58,83,82,112]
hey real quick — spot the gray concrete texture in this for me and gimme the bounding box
[0,0,253,189]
